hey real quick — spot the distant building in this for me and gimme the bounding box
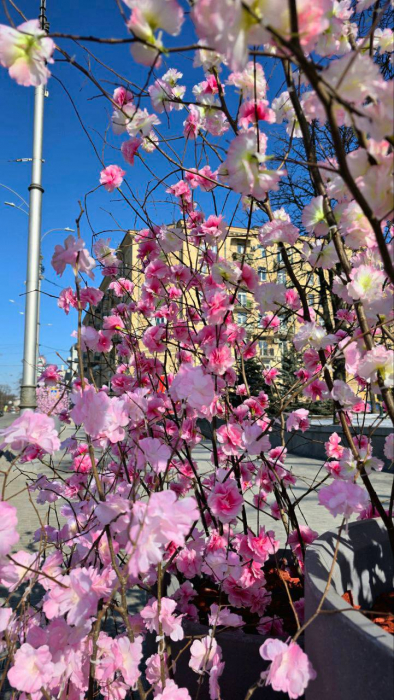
[81,226,324,389]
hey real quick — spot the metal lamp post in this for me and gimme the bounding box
[19,1,48,411]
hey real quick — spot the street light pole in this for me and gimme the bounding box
[19,0,48,412]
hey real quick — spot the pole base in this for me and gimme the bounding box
[19,385,37,412]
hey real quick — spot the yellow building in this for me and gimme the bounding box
[82,226,322,386]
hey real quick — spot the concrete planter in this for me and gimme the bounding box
[305,519,394,700]
[198,419,393,470]
[269,423,392,471]
[168,622,288,700]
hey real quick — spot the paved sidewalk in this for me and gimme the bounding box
[1,435,392,552]
[190,442,393,539]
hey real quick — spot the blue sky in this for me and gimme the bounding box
[0,0,283,392]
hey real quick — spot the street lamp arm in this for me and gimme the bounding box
[0,183,29,209]
[41,227,75,240]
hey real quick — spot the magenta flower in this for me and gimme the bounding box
[189,635,219,673]
[0,410,60,454]
[58,286,78,314]
[216,423,243,456]
[170,364,215,412]
[208,479,243,524]
[51,234,95,279]
[156,680,192,700]
[7,643,56,694]
[99,164,126,192]
[113,635,143,686]
[141,597,184,641]
[260,638,316,699]
[38,363,61,387]
[318,480,369,519]
[121,136,141,164]
[137,437,171,474]
[286,409,310,433]
[288,525,318,564]
[0,501,19,555]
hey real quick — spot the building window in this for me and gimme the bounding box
[277,251,282,263]
[259,341,275,357]
[277,271,286,285]
[237,313,247,326]
[280,341,288,355]
[155,317,166,325]
[308,294,315,307]
[238,292,247,306]
[258,267,267,281]
[237,243,246,254]
[258,245,266,258]
[259,340,268,356]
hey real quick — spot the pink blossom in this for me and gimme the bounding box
[238,526,279,565]
[71,387,133,442]
[38,363,61,387]
[260,639,316,699]
[113,635,143,686]
[52,235,95,279]
[121,137,141,165]
[238,99,275,129]
[203,289,232,325]
[170,364,215,412]
[259,211,299,247]
[347,265,385,303]
[58,286,78,314]
[189,635,218,673]
[183,104,203,139]
[137,437,171,474]
[43,566,115,626]
[325,433,344,460]
[303,379,328,402]
[220,130,283,199]
[208,479,243,523]
[0,550,39,589]
[109,277,135,297]
[143,325,166,352]
[127,491,198,577]
[242,422,271,456]
[208,603,244,628]
[141,597,184,641]
[70,386,110,437]
[318,481,369,518]
[257,616,284,636]
[0,501,19,555]
[7,643,56,693]
[384,433,394,461]
[287,526,318,562]
[286,409,310,433]
[126,0,184,66]
[144,490,198,547]
[302,195,327,236]
[216,423,243,456]
[100,164,125,192]
[79,286,104,307]
[357,346,394,387]
[0,20,54,86]
[113,86,134,107]
[0,607,12,632]
[263,367,280,386]
[0,410,60,454]
[156,680,191,700]
[331,380,359,409]
[186,165,217,192]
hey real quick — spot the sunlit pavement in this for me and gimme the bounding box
[0,430,392,553]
